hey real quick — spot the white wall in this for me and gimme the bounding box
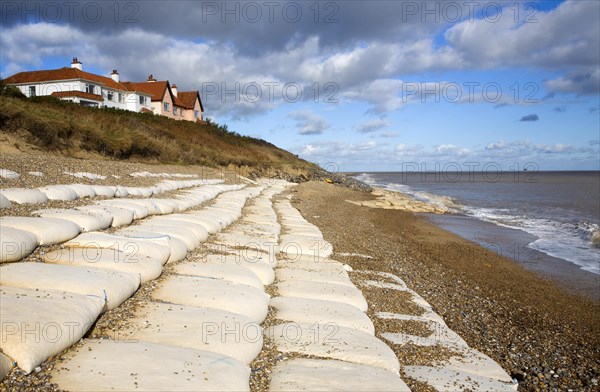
[13,80,152,112]
[16,81,80,97]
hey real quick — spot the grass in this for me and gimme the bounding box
[0,95,320,177]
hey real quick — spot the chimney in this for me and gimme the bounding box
[111,70,119,83]
[147,74,156,82]
[71,57,82,70]
[171,84,178,97]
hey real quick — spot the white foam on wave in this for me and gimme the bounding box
[462,206,600,275]
[355,173,600,275]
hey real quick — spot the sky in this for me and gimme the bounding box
[1,0,599,172]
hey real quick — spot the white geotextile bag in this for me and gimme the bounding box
[50,339,250,391]
[0,217,81,245]
[0,262,140,310]
[152,275,270,323]
[0,226,38,263]
[33,209,113,231]
[42,247,163,284]
[64,232,171,265]
[0,286,104,373]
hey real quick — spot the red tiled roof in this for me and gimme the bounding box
[51,90,104,101]
[124,81,173,102]
[3,67,139,93]
[176,91,203,111]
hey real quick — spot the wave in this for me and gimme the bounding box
[455,205,600,274]
[354,173,600,275]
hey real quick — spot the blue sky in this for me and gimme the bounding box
[1,0,598,171]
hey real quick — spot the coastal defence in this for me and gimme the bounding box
[0,155,598,390]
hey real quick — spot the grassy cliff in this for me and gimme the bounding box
[0,94,318,178]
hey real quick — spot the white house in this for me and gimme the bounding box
[3,58,153,113]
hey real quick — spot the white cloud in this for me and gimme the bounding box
[287,109,330,135]
[354,118,389,134]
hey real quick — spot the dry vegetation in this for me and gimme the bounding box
[0,93,317,176]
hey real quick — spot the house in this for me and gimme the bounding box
[3,58,204,122]
[175,88,204,122]
[3,58,153,112]
[125,77,204,122]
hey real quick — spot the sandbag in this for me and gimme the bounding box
[50,339,250,391]
[77,205,134,227]
[0,188,48,204]
[0,217,81,245]
[63,184,96,198]
[0,352,13,382]
[0,193,11,209]
[173,261,264,289]
[64,232,171,265]
[38,185,79,201]
[115,230,188,263]
[42,247,163,284]
[270,296,374,335]
[0,262,140,310]
[33,209,113,232]
[0,227,38,263]
[269,359,410,392]
[276,280,368,312]
[267,323,399,374]
[152,275,270,323]
[109,301,262,364]
[0,286,104,373]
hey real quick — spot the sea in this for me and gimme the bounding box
[353,172,600,277]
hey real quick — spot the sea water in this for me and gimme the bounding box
[354,171,600,275]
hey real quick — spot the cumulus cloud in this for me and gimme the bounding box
[380,131,399,138]
[354,118,389,134]
[0,0,597,126]
[553,106,567,113]
[545,69,600,96]
[287,110,329,135]
[520,114,539,122]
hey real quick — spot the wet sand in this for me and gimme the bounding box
[292,181,600,391]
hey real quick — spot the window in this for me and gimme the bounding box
[118,93,124,103]
[173,107,178,115]
[163,102,170,112]
[85,84,95,94]
[107,91,114,101]
[194,110,199,118]
[139,95,146,105]
[28,86,36,97]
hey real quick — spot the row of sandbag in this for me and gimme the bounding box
[0,184,239,263]
[266,197,412,391]
[8,182,290,391]
[0,178,224,209]
[0,183,270,378]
